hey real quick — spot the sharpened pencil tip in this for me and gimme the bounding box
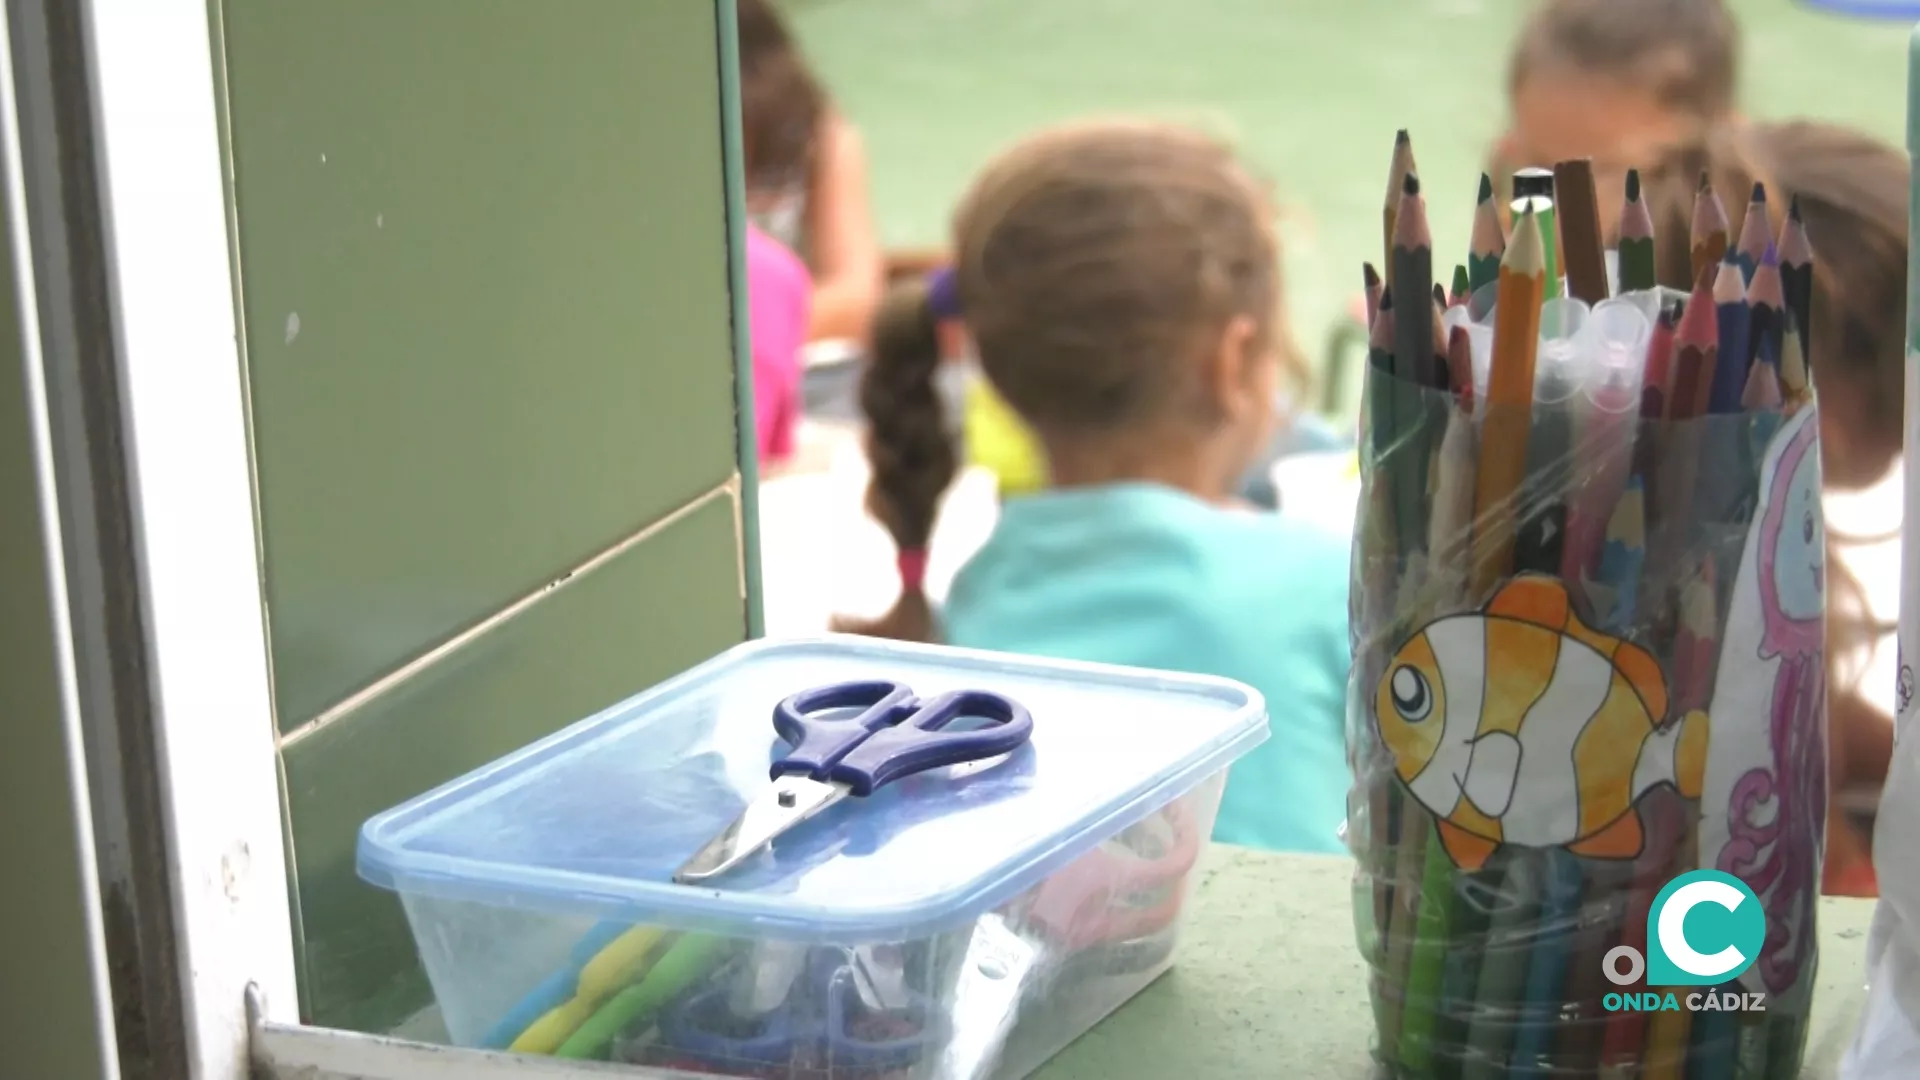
[1379,284,1395,310]
[1625,168,1641,202]
[1395,129,1410,146]
[1789,193,1803,222]
[1364,262,1381,287]
[1477,172,1493,204]
[1403,172,1420,197]
[1698,171,1711,194]
[1750,181,1766,204]
[1763,241,1779,266]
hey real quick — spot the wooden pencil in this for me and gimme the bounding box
[1451,264,1472,308]
[1469,172,1507,296]
[1385,130,1418,286]
[1394,173,1437,387]
[1711,255,1751,414]
[1732,182,1772,285]
[1447,322,1475,411]
[1670,273,1720,422]
[1642,564,1720,1079]
[1617,169,1657,293]
[1778,195,1814,355]
[1596,789,1690,1077]
[1747,243,1787,374]
[1554,158,1609,303]
[1470,206,1546,596]
[1365,262,1384,333]
[1555,481,1646,1073]
[1512,167,1561,300]
[1780,310,1812,413]
[1692,173,1731,284]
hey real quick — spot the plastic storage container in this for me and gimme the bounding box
[357,636,1266,1078]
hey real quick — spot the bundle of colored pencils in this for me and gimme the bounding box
[1351,131,1825,1080]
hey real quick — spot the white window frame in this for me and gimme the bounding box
[73,2,715,1077]
[79,0,298,1075]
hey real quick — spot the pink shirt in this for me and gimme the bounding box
[746,225,811,464]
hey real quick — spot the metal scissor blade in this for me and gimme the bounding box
[674,775,845,884]
[937,914,1041,1080]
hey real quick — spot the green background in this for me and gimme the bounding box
[785,0,1913,414]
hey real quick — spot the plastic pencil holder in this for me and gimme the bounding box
[1348,293,1827,1078]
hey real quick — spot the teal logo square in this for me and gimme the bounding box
[1645,870,1765,987]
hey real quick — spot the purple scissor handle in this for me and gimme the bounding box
[771,681,1033,795]
[673,681,1033,884]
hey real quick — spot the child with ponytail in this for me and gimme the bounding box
[834,120,1352,854]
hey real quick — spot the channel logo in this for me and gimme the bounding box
[1602,870,1768,1014]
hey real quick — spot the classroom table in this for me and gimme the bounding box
[1034,846,1874,1080]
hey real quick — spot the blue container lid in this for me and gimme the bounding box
[357,637,1265,943]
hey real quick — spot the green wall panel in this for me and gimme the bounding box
[0,179,114,1080]
[280,492,745,1030]
[219,0,741,727]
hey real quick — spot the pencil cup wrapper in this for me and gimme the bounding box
[354,637,1268,1078]
[1348,290,1828,1079]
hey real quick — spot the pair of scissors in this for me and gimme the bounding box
[674,680,1034,884]
[654,942,945,1076]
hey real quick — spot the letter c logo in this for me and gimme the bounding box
[1645,870,1765,987]
[1657,879,1748,978]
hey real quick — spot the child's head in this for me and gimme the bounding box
[835,120,1286,640]
[1500,0,1739,234]
[1642,121,1908,491]
[736,0,824,196]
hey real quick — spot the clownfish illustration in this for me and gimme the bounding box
[1374,574,1710,871]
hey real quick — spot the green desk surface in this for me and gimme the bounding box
[1034,846,1873,1079]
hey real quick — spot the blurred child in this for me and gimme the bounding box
[1496,0,1740,241]
[1643,121,1908,896]
[737,0,882,343]
[833,121,1353,855]
[746,224,811,468]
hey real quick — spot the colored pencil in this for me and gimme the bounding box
[1400,819,1457,1076]
[1365,262,1384,333]
[1385,130,1418,286]
[1618,169,1657,292]
[1780,308,1812,412]
[1469,172,1507,295]
[1555,159,1609,303]
[1554,479,1647,1075]
[1747,243,1787,374]
[1447,323,1475,410]
[1778,195,1814,355]
[1642,563,1720,1078]
[1512,167,1561,300]
[1367,285,1397,463]
[1429,332,1478,570]
[1451,264,1472,309]
[1732,182,1772,285]
[1596,790,1690,1077]
[1470,206,1546,596]
[1711,255,1751,413]
[1692,174,1731,285]
[1395,174,1437,385]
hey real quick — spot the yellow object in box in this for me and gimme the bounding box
[965,377,1047,496]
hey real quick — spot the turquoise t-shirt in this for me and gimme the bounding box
[943,482,1353,855]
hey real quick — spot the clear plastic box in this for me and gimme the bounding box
[357,636,1267,1078]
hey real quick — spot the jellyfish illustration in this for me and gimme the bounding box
[1717,415,1825,995]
